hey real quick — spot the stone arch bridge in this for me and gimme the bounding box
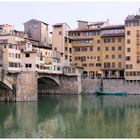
[0,71,82,101]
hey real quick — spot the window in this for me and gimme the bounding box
[112,46,115,51]
[127,39,131,44]
[29,64,32,68]
[104,38,110,43]
[96,63,101,67]
[82,63,87,67]
[4,45,6,48]
[105,47,109,51]
[65,47,68,51]
[137,56,140,63]
[69,56,72,62]
[118,62,122,68]
[69,48,72,53]
[72,39,93,44]
[127,31,130,35]
[105,55,109,59]
[25,64,32,68]
[126,64,133,69]
[112,38,115,42]
[118,54,122,58]
[65,55,68,60]
[9,62,20,68]
[104,62,110,68]
[82,47,87,51]
[118,46,122,50]
[112,62,115,68]
[57,66,60,71]
[90,46,93,51]
[25,53,30,57]
[126,56,131,61]
[59,31,62,35]
[54,47,57,51]
[112,54,115,59]
[136,30,140,37]
[81,56,86,62]
[118,38,122,42]
[127,48,131,52]
[97,40,100,43]
[75,57,79,61]
[97,47,100,51]
[25,64,28,68]
[89,63,94,67]
[15,54,18,58]
[75,47,80,52]
[97,56,100,61]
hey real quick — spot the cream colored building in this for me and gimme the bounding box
[52,23,70,66]
[0,23,63,75]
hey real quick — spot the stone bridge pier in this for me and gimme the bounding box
[16,71,38,101]
[0,70,82,101]
[15,71,81,101]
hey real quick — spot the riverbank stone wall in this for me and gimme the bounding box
[81,78,140,95]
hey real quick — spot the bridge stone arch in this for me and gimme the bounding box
[38,74,60,86]
[1,78,13,90]
[0,74,16,91]
[0,74,16,101]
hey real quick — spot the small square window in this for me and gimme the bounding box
[127,39,131,44]
[25,64,28,68]
[25,53,30,57]
[29,64,32,68]
[59,31,62,35]
[127,31,130,35]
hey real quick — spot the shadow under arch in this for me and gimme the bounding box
[0,81,13,91]
[38,76,60,95]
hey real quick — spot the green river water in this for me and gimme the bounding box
[0,95,140,138]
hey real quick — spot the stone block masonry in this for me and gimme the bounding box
[82,78,140,95]
[39,75,81,95]
[16,72,38,101]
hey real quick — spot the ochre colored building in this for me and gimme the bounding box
[67,20,125,79]
[125,14,140,80]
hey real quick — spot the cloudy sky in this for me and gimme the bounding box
[0,1,140,31]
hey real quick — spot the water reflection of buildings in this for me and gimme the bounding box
[1,95,140,137]
[16,102,38,137]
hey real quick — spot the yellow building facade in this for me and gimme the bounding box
[67,21,125,79]
[101,25,125,78]
[125,14,140,80]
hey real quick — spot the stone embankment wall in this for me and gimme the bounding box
[82,78,140,95]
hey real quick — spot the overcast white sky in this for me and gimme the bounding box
[0,1,140,31]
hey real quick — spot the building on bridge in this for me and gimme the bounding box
[0,22,82,101]
[0,23,67,75]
